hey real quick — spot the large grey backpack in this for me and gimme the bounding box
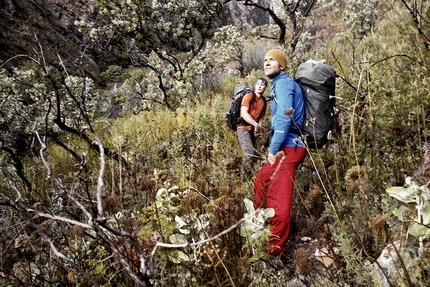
[295,60,337,149]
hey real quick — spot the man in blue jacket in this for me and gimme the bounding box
[254,49,306,255]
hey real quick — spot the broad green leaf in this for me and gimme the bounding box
[239,220,255,235]
[175,215,187,228]
[156,188,168,201]
[244,198,255,214]
[199,231,206,241]
[176,251,190,262]
[169,233,187,244]
[387,186,416,203]
[421,205,430,225]
[392,205,409,221]
[179,228,190,234]
[408,223,430,239]
[169,250,190,264]
[262,208,275,220]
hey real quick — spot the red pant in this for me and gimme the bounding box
[254,147,306,254]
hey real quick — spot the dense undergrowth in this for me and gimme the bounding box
[1,1,430,286]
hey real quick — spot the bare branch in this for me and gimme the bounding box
[92,225,151,286]
[29,128,153,285]
[240,0,286,44]
[0,54,41,68]
[150,207,265,256]
[31,222,100,286]
[92,133,106,221]
[32,129,95,222]
[0,143,32,192]
[238,0,317,50]
[400,0,430,53]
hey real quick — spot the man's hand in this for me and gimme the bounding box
[254,124,261,137]
[268,153,276,165]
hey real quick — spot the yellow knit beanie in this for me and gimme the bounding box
[265,49,287,70]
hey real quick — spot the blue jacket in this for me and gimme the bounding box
[269,72,305,155]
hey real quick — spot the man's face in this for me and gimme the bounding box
[264,56,282,79]
[255,80,267,94]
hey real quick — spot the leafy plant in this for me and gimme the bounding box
[388,177,430,253]
[239,198,273,243]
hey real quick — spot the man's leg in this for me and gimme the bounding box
[254,161,274,209]
[237,128,256,178]
[264,147,306,254]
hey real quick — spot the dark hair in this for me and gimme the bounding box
[257,78,268,86]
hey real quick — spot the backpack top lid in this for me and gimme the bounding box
[296,59,336,84]
[233,83,253,99]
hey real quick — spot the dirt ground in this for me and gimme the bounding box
[275,222,339,285]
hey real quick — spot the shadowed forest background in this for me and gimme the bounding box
[1,0,430,286]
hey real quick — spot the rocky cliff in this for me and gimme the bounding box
[0,0,104,77]
[0,0,269,80]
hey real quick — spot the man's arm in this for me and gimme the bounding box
[240,105,259,129]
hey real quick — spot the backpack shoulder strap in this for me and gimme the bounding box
[248,89,257,105]
[271,91,278,104]
[257,96,267,121]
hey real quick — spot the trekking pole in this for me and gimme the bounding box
[284,107,307,147]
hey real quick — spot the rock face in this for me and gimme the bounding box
[0,0,102,78]
[218,0,270,29]
[0,0,269,77]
